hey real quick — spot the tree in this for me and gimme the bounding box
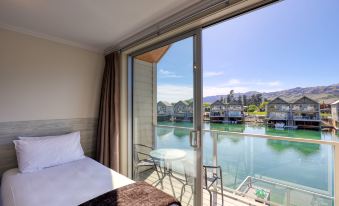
[243,95,248,106]
[255,93,263,106]
[248,104,259,112]
[203,103,211,107]
[249,94,256,105]
[237,96,243,105]
[259,101,269,112]
[226,94,231,104]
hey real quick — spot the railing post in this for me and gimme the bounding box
[212,131,218,206]
[334,144,339,206]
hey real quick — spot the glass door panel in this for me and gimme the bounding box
[132,34,202,206]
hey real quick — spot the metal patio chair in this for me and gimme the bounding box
[179,164,224,206]
[133,144,163,184]
[203,165,224,206]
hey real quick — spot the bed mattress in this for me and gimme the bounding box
[1,157,134,206]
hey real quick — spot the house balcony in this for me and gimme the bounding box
[267,113,288,121]
[293,116,321,121]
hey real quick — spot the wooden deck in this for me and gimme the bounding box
[137,170,254,206]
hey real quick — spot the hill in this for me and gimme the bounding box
[203,83,339,104]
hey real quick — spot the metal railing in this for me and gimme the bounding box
[155,124,339,206]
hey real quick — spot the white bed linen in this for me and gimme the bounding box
[1,157,134,206]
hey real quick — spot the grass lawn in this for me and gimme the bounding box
[247,111,267,116]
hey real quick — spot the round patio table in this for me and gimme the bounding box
[149,148,186,161]
[149,148,187,196]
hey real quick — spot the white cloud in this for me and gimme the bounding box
[204,71,224,77]
[159,69,183,78]
[157,80,284,102]
[255,80,281,86]
[157,84,193,103]
[203,80,284,97]
[227,79,241,85]
[203,86,248,97]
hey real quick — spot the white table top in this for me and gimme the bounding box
[149,148,186,161]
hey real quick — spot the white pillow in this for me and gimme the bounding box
[18,131,79,141]
[14,131,85,173]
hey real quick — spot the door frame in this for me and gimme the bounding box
[128,28,203,206]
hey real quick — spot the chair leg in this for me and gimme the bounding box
[187,185,194,205]
[180,184,186,202]
[168,174,176,197]
[208,190,212,206]
[134,166,139,181]
[153,162,164,188]
[220,181,224,206]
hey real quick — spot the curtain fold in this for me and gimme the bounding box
[97,52,120,172]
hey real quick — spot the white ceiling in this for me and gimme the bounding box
[0,0,200,52]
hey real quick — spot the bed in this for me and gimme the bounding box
[1,131,181,206]
[1,157,180,206]
[1,157,134,206]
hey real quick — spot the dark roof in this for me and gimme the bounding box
[211,100,226,106]
[268,97,289,105]
[292,96,319,104]
[175,100,189,106]
[158,101,172,107]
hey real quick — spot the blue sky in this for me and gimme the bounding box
[157,0,339,102]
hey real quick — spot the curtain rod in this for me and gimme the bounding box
[104,0,230,54]
[105,0,280,55]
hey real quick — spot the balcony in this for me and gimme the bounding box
[134,124,338,206]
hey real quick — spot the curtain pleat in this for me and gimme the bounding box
[97,52,120,171]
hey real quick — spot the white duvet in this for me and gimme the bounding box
[1,157,134,206]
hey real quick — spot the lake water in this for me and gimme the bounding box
[156,121,339,204]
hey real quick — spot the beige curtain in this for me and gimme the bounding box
[97,52,120,171]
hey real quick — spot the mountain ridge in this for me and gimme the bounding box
[203,83,339,104]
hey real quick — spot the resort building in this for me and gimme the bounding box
[291,96,321,129]
[266,97,291,127]
[332,100,339,130]
[210,100,226,123]
[173,101,193,122]
[225,102,244,123]
[210,100,244,123]
[266,96,321,129]
[157,101,173,121]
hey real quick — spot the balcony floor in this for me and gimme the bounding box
[137,170,261,206]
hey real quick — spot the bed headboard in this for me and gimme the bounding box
[0,118,98,178]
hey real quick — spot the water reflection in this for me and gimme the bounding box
[210,123,245,133]
[173,128,189,138]
[267,140,320,155]
[265,127,321,155]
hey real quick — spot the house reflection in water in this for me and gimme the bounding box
[265,128,321,155]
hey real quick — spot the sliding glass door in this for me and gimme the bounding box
[130,31,203,206]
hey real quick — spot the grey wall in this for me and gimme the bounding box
[0,118,97,177]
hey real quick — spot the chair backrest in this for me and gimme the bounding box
[203,165,223,189]
[133,144,153,162]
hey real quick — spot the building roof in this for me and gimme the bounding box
[175,100,189,106]
[158,101,172,107]
[292,96,319,105]
[268,97,289,104]
[332,100,339,105]
[211,100,226,106]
